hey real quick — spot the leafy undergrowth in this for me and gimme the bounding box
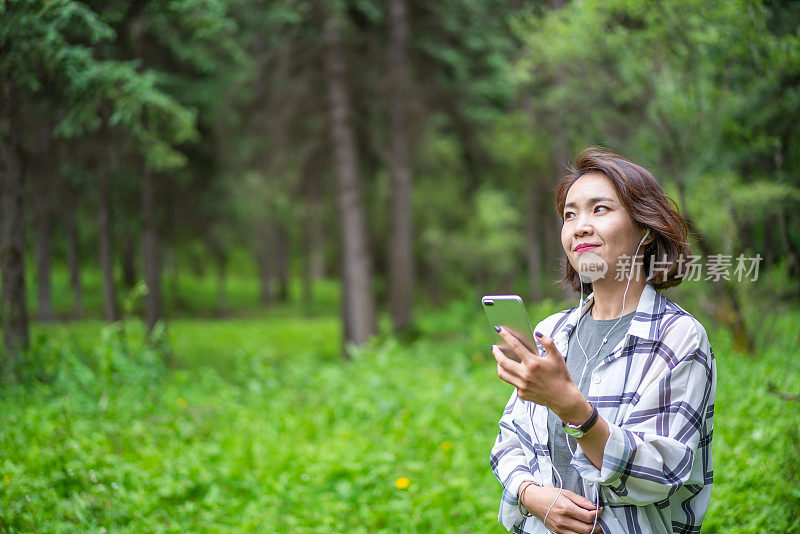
[1,301,798,532]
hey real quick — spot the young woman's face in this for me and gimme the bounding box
[561,172,649,284]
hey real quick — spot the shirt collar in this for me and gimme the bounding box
[553,282,663,346]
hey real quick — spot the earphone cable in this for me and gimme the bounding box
[533,230,649,532]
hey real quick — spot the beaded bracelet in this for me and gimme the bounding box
[517,480,538,518]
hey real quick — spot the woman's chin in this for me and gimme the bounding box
[575,251,609,283]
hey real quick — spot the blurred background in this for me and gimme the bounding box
[1,0,799,532]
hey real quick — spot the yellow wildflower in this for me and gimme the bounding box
[395,477,410,490]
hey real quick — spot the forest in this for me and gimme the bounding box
[1,0,799,532]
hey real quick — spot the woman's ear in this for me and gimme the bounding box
[642,227,655,245]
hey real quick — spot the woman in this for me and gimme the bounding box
[489,147,716,534]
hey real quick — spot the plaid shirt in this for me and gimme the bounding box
[490,282,716,533]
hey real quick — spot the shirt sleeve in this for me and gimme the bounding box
[489,389,536,530]
[570,329,716,507]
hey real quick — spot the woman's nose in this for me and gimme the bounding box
[574,218,594,236]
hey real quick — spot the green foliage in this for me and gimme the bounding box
[0,0,113,92]
[414,0,522,125]
[729,180,800,222]
[482,111,551,190]
[417,181,525,298]
[501,0,800,308]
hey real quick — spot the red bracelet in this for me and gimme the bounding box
[517,480,539,517]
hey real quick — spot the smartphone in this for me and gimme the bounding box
[482,295,537,362]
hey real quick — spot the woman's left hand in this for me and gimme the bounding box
[492,327,585,420]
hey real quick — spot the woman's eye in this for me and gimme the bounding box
[563,212,574,220]
[595,205,609,212]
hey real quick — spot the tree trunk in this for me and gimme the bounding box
[526,184,543,302]
[142,166,163,334]
[302,181,318,306]
[778,210,800,297]
[215,252,227,317]
[207,231,229,317]
[308,223,326,281]
[164,243,180,310]
[302,154,326,307]
[387,0,415,334]
[30,121,55,322]
[120,227,137,290]
[550,144,572,300]
[255,225,273,304]
[301,248,313,308]
[34,181,54,322]
[65,196,84,320]
[275,224,290,302]
[323,3,378,352]
[60,138,84,321]
[35,207,53,321]
[0,81,30,381]
[97,142,120,322]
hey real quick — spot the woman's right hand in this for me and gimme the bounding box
[522,484,603,534]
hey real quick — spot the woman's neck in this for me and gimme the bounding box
[589,275,647,320]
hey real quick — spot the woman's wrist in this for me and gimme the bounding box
[520,482,546,519]
[518,480,541,517]
[552,387,592,425]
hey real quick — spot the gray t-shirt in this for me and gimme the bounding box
[546,303,635,495]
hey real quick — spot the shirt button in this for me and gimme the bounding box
[588,481,594,486]
[593,375,601,384]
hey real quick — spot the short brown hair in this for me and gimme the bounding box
[555,147,691,293]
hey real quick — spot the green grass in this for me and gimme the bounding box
[1,284,799,532]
